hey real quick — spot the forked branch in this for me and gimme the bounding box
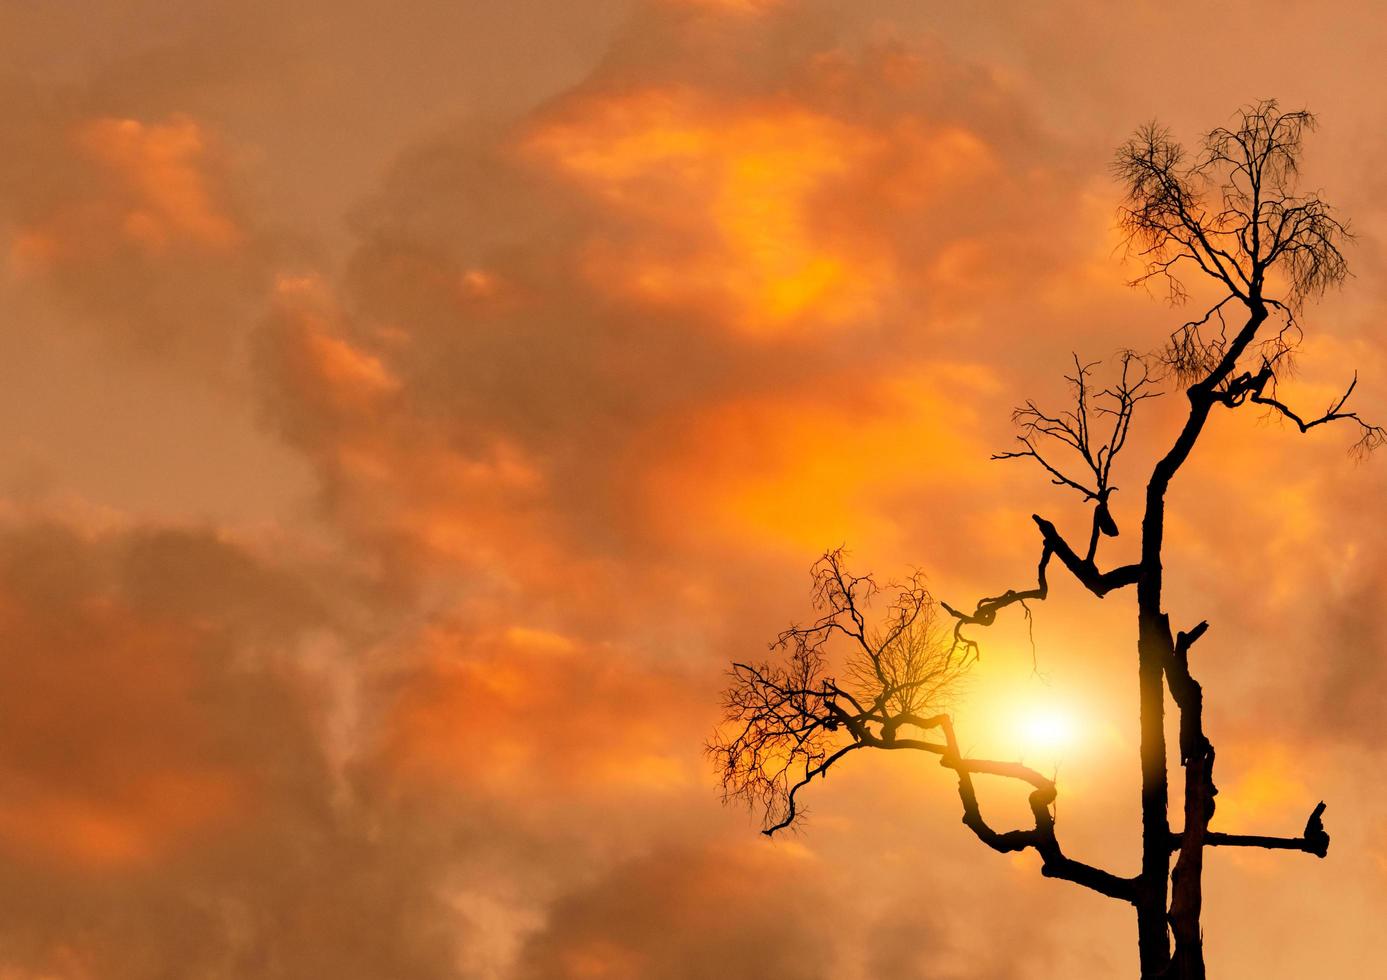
[995,352,1159,560]
[940,514,1137,667]
[1249,371,1387,458]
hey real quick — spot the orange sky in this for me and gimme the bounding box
[2,1,1386,977]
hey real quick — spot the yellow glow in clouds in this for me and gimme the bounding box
[525,89,893,336]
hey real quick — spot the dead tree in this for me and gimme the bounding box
[711,101,1380,979]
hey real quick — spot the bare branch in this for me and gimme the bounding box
[1248,371,1387,458]
[710,550,970,832]
[1173,802,1330,858]
[1119,102,1349,303]
[1033,515,1140,597]
[995,351,1159,566]
[711,553,1134,901]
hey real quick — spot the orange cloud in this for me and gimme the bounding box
[663,0,786,13]
[269,275,402,416]
[0,592,246,870]
[380,622,698,797]
[5,3,1387,977]
[516,841,835,978]
[639,365,999,553]
[0,770,239,871]
[524,89,993,340]
[259,281,560,582]
[76,116,241,251]
[10,114,240,272]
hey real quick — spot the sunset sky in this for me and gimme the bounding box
[3,2,1387,976]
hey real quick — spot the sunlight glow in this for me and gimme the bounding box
[1016,704,1079,756]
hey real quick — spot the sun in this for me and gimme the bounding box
[1015,703,1079,756]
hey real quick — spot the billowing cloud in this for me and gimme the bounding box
[515,842,836,979]
[11,114,241,271]
[3,0,1387,977]
[0,96,271,367]
[378,620,700,797]
[0,515,467,978]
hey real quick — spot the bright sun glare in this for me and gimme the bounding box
[1016,704,1079,755]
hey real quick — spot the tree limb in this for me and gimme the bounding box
[1171,802,1330,858]
[1248,371,1387,458]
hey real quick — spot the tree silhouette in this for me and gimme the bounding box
[710,101,1380,979]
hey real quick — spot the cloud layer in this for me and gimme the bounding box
[3,2,1387,977]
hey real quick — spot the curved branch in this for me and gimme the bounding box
[939,515,1137,672]
[931,714,1138,902]
[940,543,1051,666]
[761,741,866,836]
[1032,515,1140,597]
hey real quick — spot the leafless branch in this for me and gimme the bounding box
[1115,100,1353,416]
[994,351,1158,569]
[1248,371,1387,458]
[1173,802,1330,858]
[709,552,1134,900]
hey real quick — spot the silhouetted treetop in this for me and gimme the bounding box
[1114,100,1382,457]
[1114,100,1348,312]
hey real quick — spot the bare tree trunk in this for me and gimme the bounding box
[1136,610,1172,977]
[1169,757,1212,980]
[1167,613,1216,979]
[1137,460,1179,978]
[1139,359,1235,978]
[1137,390,1212,978]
